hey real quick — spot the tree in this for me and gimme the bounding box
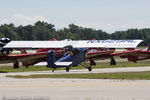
[0,32,5,38]
[0,24,19,40]
[33,21,56,40]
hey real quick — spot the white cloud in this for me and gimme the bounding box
[0,15,150,33]
[75,20,150,33]
[0,19,10,25]
[75,23,118,33]
[0,14,47,26]
[117,20,149,31]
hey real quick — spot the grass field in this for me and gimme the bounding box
[6,71,150,80]
[1,59,150,73]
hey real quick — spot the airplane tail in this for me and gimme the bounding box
[147,45,150,51]
[49,38,57,41]
[20,48,27,54]
[47,51,56,68]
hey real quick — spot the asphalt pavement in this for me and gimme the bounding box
[1,67,150,100]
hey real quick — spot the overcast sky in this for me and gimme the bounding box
[0,0,149,33]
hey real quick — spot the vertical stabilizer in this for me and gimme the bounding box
[147,45,150,51]
[47,51,56,68]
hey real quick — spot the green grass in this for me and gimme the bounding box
[11,53,20,55]
[136,46,147,49]
[6,71,150,80]
[1,59,150,73]
[93,60,150,68]
[0,65,51,73]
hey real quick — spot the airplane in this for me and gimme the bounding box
[35,39,116,67]
[110,45,150,63]
[4,39,142,72]
[0,38,64,69]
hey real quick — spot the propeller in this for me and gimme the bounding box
[0,38,13,55]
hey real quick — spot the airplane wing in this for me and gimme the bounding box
[0,52,49,64]
[137,51,150,57]
[8,52,48,62]
[86,50,115,60]
[8,50,64,62]
[126,50,150,57]
[110,50,142,56]
[4,40,142,48]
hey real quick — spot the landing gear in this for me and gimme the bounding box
[90,58,96,66]
[80,62,92,72]
[88,66,92,71]
[25,66,28,68]
[134,61,137,63]
[66,67,70,72]
[52,68,56,72]
[110,56,116,65]
[13,59,19,69]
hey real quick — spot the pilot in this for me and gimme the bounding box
[64,45,80,56]
[69,51,74,56]
[68,48,80,56]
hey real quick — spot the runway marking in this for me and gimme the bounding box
[0,83,150,87]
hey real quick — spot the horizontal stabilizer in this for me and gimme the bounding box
[34,62,47,66]
[4,40,143,48]
[54,62,72,66]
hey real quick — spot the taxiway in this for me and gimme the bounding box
[1,67,150,100]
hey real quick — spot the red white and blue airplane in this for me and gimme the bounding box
[4,39,142,72]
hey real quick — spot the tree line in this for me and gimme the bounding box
[0,21,149,46]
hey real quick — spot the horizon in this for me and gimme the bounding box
[0,21,149,34]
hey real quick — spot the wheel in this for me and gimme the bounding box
[134,61,137,63]
[66,67,70,72]
[13,59,19,69]
[25,66,29,68]
[13,62,19,69]
[110,56,116,65]
[52,68,55,72]
[88,67,92,71]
